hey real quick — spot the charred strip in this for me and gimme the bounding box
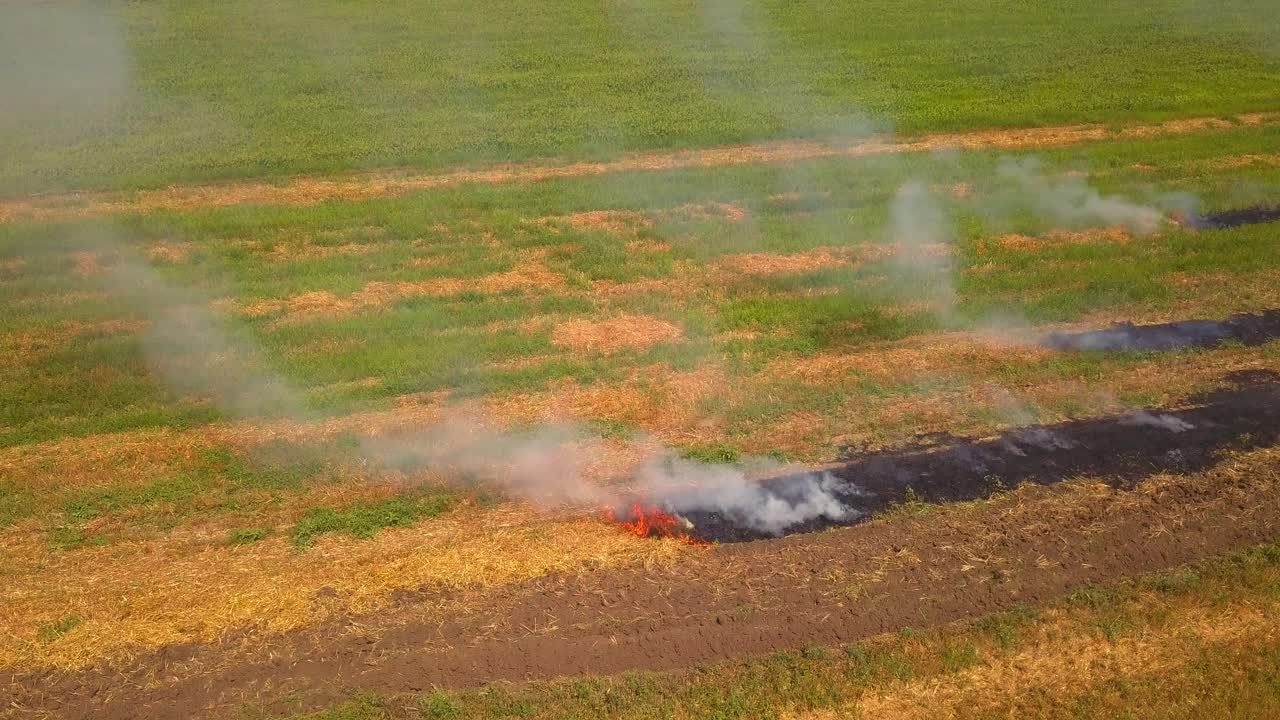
[671,370,1280,543]
[1041,310,1280,352]
[1186,206,1280,230]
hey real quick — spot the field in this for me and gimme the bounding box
[2,2,1280,718]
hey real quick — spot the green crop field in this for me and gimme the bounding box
[4,0,1280,192]
[1,2,1279,719]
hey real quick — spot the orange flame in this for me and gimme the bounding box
[604,502,709,546]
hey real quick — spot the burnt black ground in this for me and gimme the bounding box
[674,369,1280,542]
[1041,309,1280,352]
[1187,205,1280,230]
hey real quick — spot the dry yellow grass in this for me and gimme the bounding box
[0,397,451,495]
[144,240,193,264]
[721,247,855,275]
[551,314,684,354]
[68,251,107,277]
[790,598,1276,720]
[485,361,729,445]
[758,340,1277,452]
[1201,153,1280,169]
[0,503,692,670]
[994,225,1135,251]
[764,332,1054,385]
[4,112,1275,223]
[236,252,563,322]
[1,318,147,365]
[543,210,654,234]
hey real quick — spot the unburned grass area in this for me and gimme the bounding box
[7,1,1280,194]
[1,124,1279,450]
[270,542,1280,720]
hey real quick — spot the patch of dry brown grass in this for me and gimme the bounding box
[551,315,683,355]
[1201,153,1280,170]
[549,210,653,234]
[792,600,1275,720]
[144,240,192,264]
[665,202,747,222]
[486,362,729,445]
[0,396,453,496]
[237,253,564,323]
[1,318,147,364]
[68,251,106,277]
[993,226,1135,250]
[767,333,1053,385]
[761,338,1277,452]
[0,503,690,671]
[8,113,1273,222]
[721,247,853,275]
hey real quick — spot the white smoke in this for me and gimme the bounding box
[637,454,854,535]
[987,157,1186,235]
[887,179,957,316]
[1121,411,1195,433]
[359,415,608,507]
[110,261,311,421]
[0,2,130,130]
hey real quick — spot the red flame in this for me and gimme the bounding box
[604,502,709,546]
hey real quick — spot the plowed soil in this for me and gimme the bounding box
[6,371,1279,720]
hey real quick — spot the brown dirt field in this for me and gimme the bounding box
[7,437,1277,719]
[550,314,683,354]
[2,112,1274,223]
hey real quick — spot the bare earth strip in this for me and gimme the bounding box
[1,113,1275,223]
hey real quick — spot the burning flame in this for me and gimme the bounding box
[604,501,708,546]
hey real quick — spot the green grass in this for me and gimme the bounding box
[4,0,1280,194]
[267,542,1280,720]
[289,490,459,547]
[226,526,270,545]
[36,615,83,644]
[47,526,110,552]
[2,123,1278,447]
[679,444,742,464]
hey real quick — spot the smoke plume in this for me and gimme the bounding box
[637,454,854,535]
